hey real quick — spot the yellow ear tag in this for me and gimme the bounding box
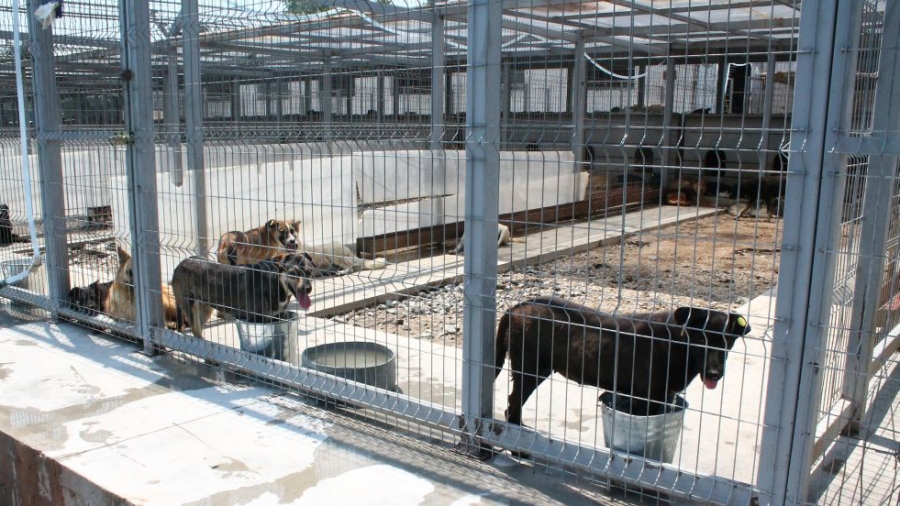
[736,316,747,328]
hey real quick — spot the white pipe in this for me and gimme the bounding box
[2,0,44,289]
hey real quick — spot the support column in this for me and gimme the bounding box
[661,55,677,186]
[231,77,241,122]
[430,13,445,150]
[462,0,501,448]
[164,48,183,185]
[29,0,68,311]
[636,64,646,107]
[715,57,727,113]
[570,37,586,165]
[303,77,312,115]
[183,0,207,255]
[376,73,385,122]
[120,0,164,351]
[842,0,900,429]
[760,53,777,172]
[322,59,333,138]
[276,79,284,121]
[392,74,400,120]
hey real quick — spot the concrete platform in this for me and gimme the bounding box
[307,205,723,317]
[0,309,646,506]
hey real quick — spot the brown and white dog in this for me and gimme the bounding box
[106,247,180,328]
[217,219,300,265]
[171,252,314,340]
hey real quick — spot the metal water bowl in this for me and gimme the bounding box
[301,341,397,391]
[234,311,299,361]
[1,258,36,311]
[599,392,688,464]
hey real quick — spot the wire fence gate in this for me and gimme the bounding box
[0,0,898,505]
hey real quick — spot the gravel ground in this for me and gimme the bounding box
[335,214,782,347]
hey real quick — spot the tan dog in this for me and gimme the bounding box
[663,176,708,206]
[106,247,179,328]
[217,219,300,265]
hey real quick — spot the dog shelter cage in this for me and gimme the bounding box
[1,0,900,504]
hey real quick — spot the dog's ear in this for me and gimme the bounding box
[117,246,131,264]
[267,219,278,229]
[673,307,710,329]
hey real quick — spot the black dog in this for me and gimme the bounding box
[731,175,786,218]
[171,252,314,340]
[494,296,750,426]
[0,205,28,246]
[68,280,112,316]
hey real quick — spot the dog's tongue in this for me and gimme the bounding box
[703,378,719,390]
[297,292,312,311]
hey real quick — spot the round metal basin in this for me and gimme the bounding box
[301,341,397,391]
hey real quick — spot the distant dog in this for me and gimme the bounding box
[494,296,750,426]
[663,176,707,206]
[0,205,29,246]
[217,219,300,266]
[730,175,786,218]
[302,242,388,276]
[450,224,522,255]
[68,280,112,316]
[171,252,314,340]
[106,247,179,328]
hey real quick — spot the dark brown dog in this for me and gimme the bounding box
[494,296,750,426]
[217,219,300,266]
[171,252,314,340]
[731,175,786,218]
[68,280,112,316]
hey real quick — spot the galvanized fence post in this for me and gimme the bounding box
[461,0,501,447]
[29,0,69,311]
[183,0,208,255]
[121,0,164,352]
[841,0,900,431]
[756,0,864,504]
[430,12,445,151]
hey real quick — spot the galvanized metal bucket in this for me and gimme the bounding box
[234,310,299,361]
[599,392,688,464]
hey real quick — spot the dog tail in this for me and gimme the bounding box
[494,311,511,380]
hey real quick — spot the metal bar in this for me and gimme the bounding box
[376,73,385,122]
[660,53,676,187]
[870,322,900,377]
[461,0,501,447]
[164,47,184,186]
[834,136,900,156]
[28,0,69,313]
[760,52,777,172]
[430,13,445,150]
[756,0,863,504]
[120,0,164,353]
[841,0,900,429]
[231,77,241,121]
[570,35,586,165]
[183,0,208,255]
[323,59,333,133]
[481,422,755,506]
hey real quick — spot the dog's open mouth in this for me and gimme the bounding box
[702,378,719,390]
[286,243,298,251]
[295,289,312,311]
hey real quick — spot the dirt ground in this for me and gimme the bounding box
[336,213,783,347]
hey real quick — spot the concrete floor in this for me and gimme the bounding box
[0,307,670,506]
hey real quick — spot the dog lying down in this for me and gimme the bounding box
[494,296,750,424]
[303,242,389,276]
[171,252,314,340]
[450,224,523,255]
